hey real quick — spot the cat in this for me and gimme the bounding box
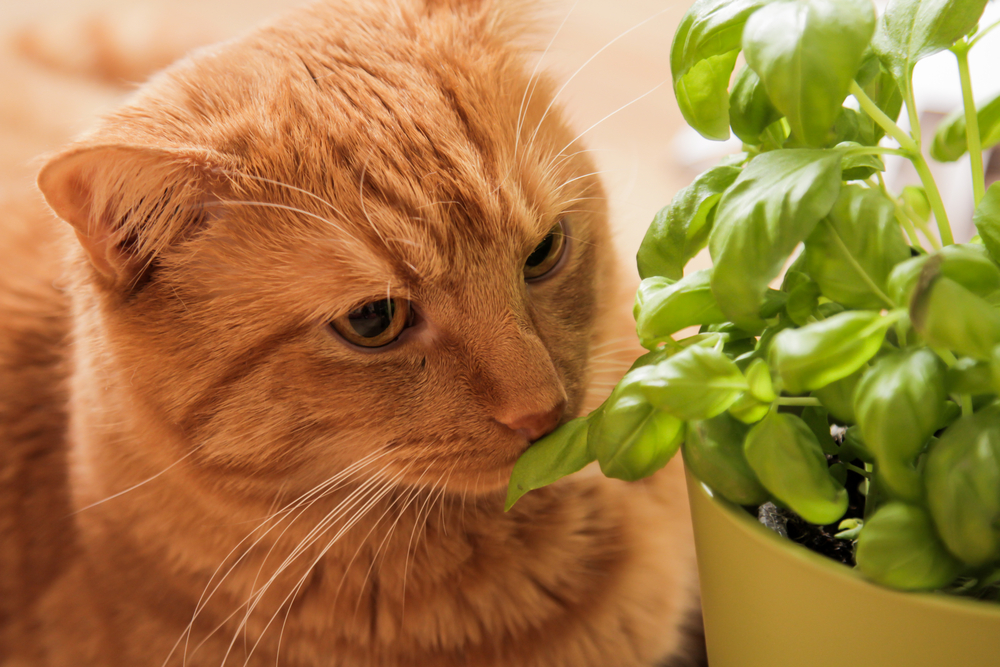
[0,0,702,665]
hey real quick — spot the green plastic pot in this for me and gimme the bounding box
[685,467,1000,666]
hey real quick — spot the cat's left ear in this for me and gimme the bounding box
[37,143,225,285]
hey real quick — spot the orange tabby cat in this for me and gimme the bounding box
[0,0,701,665]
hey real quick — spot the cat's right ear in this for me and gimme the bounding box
[37,143,225,285]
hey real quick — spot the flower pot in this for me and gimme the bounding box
[685,466,1000,666]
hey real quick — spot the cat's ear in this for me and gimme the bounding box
[37,143,225,284]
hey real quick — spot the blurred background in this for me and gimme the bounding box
[0,0,701,282]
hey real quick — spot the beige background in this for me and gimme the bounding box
[0,0,705,281]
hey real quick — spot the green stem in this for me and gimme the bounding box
[845,463,871,479]
[899,201,942,250]
[912,154,954,246]
[776,397,822,407]
[971,18,1000,48]
[822,218,897,309]
[959,394,974,418]
[954,42,986,206]
[851,81,917,153]
[843,146,910,159]
[894,207,925,249]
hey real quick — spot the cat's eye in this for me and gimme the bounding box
[331,298,412,348]
[523,220,566,280]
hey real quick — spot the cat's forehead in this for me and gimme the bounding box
[174,0,593,282]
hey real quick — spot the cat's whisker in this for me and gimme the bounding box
[212,168,351,225]
[213,476,394,667]
[203,200,354,240]
[545,80,667,173]
[236,467,411,667]
[513,0,580,162]
[553,169,609,193]
[72,446,199,516]
[173,450,392,667]
[524,7,671,155]
[399,466,450,623]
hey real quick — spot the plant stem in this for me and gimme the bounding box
[894,208,925,249]
[954,41,986,206]
[959,394,974,418]
[844,463,871,479]
[850,81,917,153]
[821,218,897,309]
[912,154,954,245]
[971,18,1000,48]
[843,146,910,159]
[776,397,822,407]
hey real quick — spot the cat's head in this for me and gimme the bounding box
[38,0,615,497]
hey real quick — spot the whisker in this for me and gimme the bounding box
[212,169,350,224]
[72,447,198,516]
[525,7,671,153]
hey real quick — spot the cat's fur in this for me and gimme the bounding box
[0,1,700,665]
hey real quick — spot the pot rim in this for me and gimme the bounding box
[687,466,1000,620]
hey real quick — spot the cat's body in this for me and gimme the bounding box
[0,1,700,665]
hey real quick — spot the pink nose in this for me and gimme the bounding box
[497,402,565,442]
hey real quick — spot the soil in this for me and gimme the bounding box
[745,466,868,568]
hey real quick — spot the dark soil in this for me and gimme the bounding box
[745,467,867,568]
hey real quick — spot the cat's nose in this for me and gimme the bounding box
[497,401,565,442]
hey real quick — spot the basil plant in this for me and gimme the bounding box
[508,0,1000,596]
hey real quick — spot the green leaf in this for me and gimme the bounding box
[902,185,931,223]
[873,0,990,100]
[684,414,770,505]
[728,392,771,424]
[744,411,849,524]
[812,368,863,424]
[973,181,1000,264]
[856,64,904,145]
[743,0,875,147]
[946,357,996,395]
[745,358,776,402]
[771,310,896,394]
[505,417,592,510]
[671,0,775,140]
[588,367,684,482]
[887,243,1000,306]
[911,274,1000,360]
[931,90,1000,162]
[804,184,910,309]
[856,502,962,590]
[710,149,843,328]
[854,349,947,502]
[634,270,726,348]
[802,406,837,456]
[729,65,783,144]
[637,166,741,280]
[642,345,748,420]
[784,279,821,327]
[838,141,885,180]
[925,404,1000,566]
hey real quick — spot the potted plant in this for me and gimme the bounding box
[506,0,1000,663]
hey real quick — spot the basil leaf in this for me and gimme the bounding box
[729,65,783,144]
[804,184,910,309]
[931,90,1000,162]
[771,310,896,394]
[642,345,748,420]
[588,367,684,482]
[671,0,775,140]
[743,0,875,147]
[856,503,962,590]
[812,368,863,424]
[887,243,1000,306]
[710,149,842,328]
[684,414,770,505]
[911,274,1000,360]
[854,349,947,502]
[973,181,1000,264]
[838,141,885,180]
[634,270,726,348]
[505,417,592,510]
[637,166,741,280]
[925,404,1000,566]
[873,0,989,100]
[743,411,849,525]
